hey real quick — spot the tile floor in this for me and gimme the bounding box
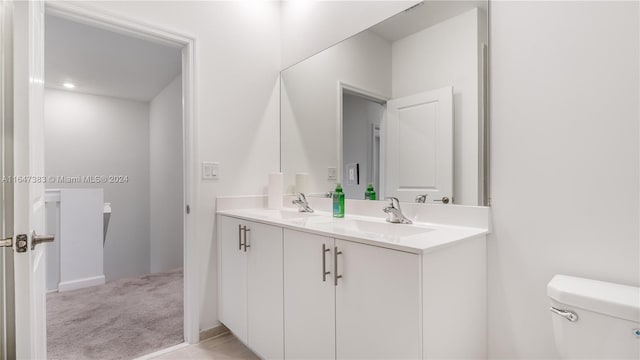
[154,333,258,359]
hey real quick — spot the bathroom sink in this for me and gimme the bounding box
[242,208,320,221]
[313,219,433,241]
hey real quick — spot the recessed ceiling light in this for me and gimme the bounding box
[63,83,75,89]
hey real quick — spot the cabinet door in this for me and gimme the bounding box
[335,239,421,359]
[284,230,335,360]
[246,221,284,359]
[218,216,248,343]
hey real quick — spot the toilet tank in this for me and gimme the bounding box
[547,275,640,359]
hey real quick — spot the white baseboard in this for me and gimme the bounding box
[58,275,105,292]
[199,324,229,341]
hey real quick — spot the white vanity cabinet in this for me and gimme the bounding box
[219,213,487,360]
[334,238,421,359]
[283,230,335,359]
[218,215,247,342]
[284,228,420,359]
[218,216,283,359]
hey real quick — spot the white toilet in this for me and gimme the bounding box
[547,275,640,359]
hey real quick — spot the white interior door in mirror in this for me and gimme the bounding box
[385,86,453,203]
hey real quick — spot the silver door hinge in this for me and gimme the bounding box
[0,237,12,248]
[186,205,191,214]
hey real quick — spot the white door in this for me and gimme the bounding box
[283,230,335,360]
[0,0,15,357]
[385,86,453,203]
[11,0,48,358]
[335,239,421,359]
[218,215,248,343]
[246,221,283,360]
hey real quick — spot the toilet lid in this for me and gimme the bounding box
[547,275,640,323]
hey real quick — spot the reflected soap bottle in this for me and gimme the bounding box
[365,184,376,200]
[332,183,345,218]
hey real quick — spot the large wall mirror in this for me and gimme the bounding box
[281,1,489,206]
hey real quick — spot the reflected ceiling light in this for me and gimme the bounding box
[240,0,275,22]
[286,0,312,17]
[63,82,75,89]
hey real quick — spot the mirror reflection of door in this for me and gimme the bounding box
[341,87,453,203]
[385,87,454,203]
[342,91,386,200]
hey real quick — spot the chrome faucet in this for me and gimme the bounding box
[415,194,428,203]
[292,193,314,213]
[383,197,412,224]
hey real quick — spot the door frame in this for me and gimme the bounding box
[336,82,388,193]
[44,2,199,344]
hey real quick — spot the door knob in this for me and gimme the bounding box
[31,231,54,250]
[433,196,450,204]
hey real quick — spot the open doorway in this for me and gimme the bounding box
[43,11,185,359]
[340,87,387,200]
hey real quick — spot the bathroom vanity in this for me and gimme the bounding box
[218,1,491,358]
[217,197,489,359]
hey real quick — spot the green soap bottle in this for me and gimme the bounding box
[365,183,377,200]
[332,183,345,218]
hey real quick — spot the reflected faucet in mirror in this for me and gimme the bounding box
[292,193,314,213]
[383,197,412,224]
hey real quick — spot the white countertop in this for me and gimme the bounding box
[217,208,488,255]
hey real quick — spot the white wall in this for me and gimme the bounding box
[149,75,184,273]
[78,0,282,331]
[281,30,392,194]
[392,8,483,205]
[280,0,418,68]
[488,1,639,357]
[44,89,151,281]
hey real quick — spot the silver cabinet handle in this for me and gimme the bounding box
[238,224,242,251]
[550,307,578,322]
[322,244,331,281]
[334,246,342,286]
[243,227,251,252]
[31,231,55,250]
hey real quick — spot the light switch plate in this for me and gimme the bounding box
[202,162,219,180]
[328,166,337,181]
[346,163,359,185]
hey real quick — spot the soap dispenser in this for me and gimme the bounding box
[365,183,376,200]
[333,183,345,218]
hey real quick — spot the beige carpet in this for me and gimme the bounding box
[47,268,183,360]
